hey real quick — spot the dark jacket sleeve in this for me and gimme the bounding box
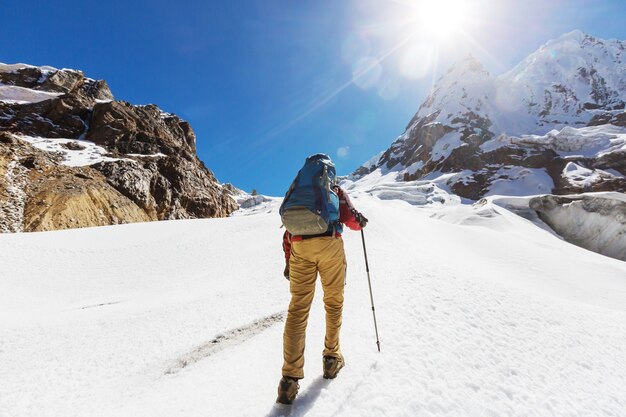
[334,186,363,231]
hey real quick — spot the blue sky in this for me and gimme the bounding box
[2,0,626,195]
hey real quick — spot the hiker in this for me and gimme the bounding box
[276,154,368,405]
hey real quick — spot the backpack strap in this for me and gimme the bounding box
[322,165,330,201]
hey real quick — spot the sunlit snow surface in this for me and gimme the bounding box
[2,191,625,417]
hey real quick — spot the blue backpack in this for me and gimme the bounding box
[280,154,340,236]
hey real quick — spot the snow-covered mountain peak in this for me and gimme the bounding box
[442,53,490,80]
[507,29,624,82]
[405,30,625,141]
[501,30,626,121]
[353,31,626,206]
[416,54,494,124]
[551,29,587,44]
[545,29,624,51]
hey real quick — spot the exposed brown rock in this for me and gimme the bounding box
[39,70,84,93]
[0,66,44,88]
[87,101,196,157]
[592,150,626,175]
[0,95,90,138]
[0,64,238,233]
[82,79,114,101]
[358,105,625,201]
[614,112,626,127]
[376,111,448,172]
[61,141,86,151]
[23,166,154,232]
[92,156,237,220]
[0,133,153,233]
[0,66,113,101]
[587,111,626,127]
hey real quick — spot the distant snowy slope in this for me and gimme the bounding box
[501,30,626,126]
[1,193,625,417]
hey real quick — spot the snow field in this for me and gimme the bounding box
[1,194,625,416]
[0,215,289,417]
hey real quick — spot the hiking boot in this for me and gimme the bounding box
[323,355,345,379]
[276,376,299,405]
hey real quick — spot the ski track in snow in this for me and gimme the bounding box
[78,301,122,310]
[165,312,286,375]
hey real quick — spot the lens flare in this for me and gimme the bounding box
[377,78,400,100]
[352,57,383,90]
[416,0,468,38]
[399,43,435,79]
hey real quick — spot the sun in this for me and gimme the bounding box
[414,0,469,38]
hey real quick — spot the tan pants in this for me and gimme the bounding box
[282,236,346,379]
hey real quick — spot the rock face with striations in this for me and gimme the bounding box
[0,63,237,233]
[529,193,626,261]
[353,31,626,200]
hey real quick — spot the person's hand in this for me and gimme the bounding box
[283,262,290,280]
[352,210,368,228]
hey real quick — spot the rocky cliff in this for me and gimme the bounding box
[0,63,237,233]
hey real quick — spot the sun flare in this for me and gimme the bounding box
[415,0,469,38]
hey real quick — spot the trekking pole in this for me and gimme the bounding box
[360,229,381,352]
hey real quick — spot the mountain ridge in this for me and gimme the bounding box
[352,30,626,200]
[0,63,238,233]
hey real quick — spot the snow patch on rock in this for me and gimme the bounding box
[0,85,63,104]
[563,162,623,188]
[0,62,58,74]
[431,132,464,161]
[480,125,626,158]
[516,125,626,158]
[486,166,554,197]
[15,135,123,167]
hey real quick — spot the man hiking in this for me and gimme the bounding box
[276,154,367,405]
